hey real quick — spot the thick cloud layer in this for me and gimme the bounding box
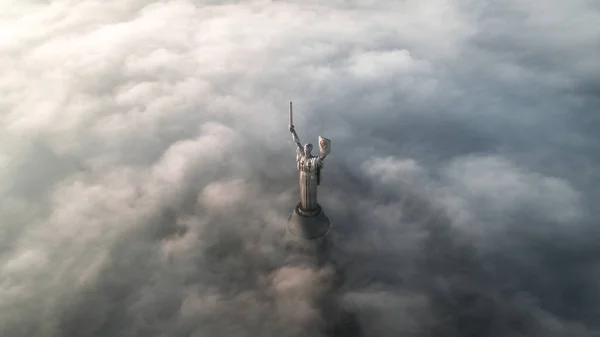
[1,0,599,336]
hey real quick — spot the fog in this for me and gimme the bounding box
[1,0,599,336]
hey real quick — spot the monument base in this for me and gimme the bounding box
[285,203,332,266]
[287,203,331,239]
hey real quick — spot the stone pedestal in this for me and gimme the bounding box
[285,203,332,266]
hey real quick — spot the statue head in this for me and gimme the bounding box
[304,143,313,156]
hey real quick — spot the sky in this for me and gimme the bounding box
[1,0,599,336]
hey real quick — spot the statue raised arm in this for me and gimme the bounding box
[289,102,303,152]
[289,125,303,152]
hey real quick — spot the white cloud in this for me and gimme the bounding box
[436,155,584,237]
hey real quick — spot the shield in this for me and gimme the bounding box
[318,136,331,159]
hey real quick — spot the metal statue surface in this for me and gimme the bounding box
[288,102,331,213]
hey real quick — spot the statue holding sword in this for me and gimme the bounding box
[288,102,331,213]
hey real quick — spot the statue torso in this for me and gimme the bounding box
[297,151,323,173]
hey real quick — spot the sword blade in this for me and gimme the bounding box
[289,101,293,125]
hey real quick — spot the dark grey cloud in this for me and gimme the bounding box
[1,0,599,336]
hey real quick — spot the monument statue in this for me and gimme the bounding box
[288,102,331,214]
[285,101,332,262]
